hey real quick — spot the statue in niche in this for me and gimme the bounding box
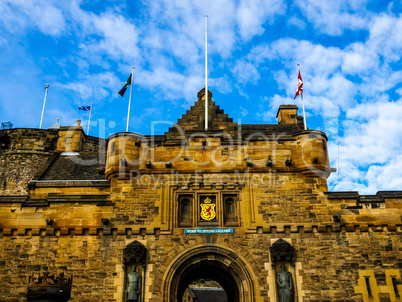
[277,264,293,302]
[126,264,142,302]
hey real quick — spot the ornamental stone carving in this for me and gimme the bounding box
[270,239,295,265]
[123,241,147,266]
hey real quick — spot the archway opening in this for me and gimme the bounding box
[165,247,255,302]
[183,279,227,302]
[177,261,235,302]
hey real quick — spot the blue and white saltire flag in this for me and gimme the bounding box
[78,106,91,112]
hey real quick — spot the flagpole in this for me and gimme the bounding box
[205,15,208,131]
[39,84,49,129]
[87,102,92,135]
[298,64,307,130]
[126,67,134,132]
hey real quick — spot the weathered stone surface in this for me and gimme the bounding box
[0,92,402,302]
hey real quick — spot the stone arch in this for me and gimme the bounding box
[270,238,295,265]
[123,240,147,266]
[162,245,258,302]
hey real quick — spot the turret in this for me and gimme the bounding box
[294,130,331,178]
[105,132,143,179]
[56,119,85,152]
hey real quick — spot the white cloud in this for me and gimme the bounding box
[0,0,66,36]
[211,76,233,95]
[241,28,402,119]
[58,82,94,100]
[322,74,357,109]
[238,106,248,117]
[287,16,306,30]
[365,155,402,191]
[359,69,402,97]
[246,43,273,64]
[342,42,377,74]
[241,40,357,118]
[16,0,288,106]
[328,99,402,193]
[66,3,141,64]
[91,13,140,60]
[247,39,344,77]
[367,14,402,63]
[135,68,203,106]
[57,72,121,102]
[131,107,167,130]
[142,0,237,58]
[293,0,369,35]
[231,61,260,85]
[258,94,294,122]
[236,0,286,41]
[143,0,286,57]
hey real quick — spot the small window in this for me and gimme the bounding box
[179,195,192,227]
[0,136,11,150]
[392,277,400,297]
[181,199,190,219]
[224,195,238,226]
[365,276,372,297]
[226,198,234,214]
[111,142,115,154]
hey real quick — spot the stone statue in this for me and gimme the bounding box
[276,264,293,302]
[126,265,142,302]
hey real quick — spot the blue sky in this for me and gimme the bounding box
[0,0,402,194]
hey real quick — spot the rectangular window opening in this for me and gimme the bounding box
[223,194,238,227]
[365,276,372,298]
[178,194,193,227]
[392,276,400,297]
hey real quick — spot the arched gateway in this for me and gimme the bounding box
[162,246,257,302]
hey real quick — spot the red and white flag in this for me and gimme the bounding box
[294,70,303,99]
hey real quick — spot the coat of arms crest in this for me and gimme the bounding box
[200,197,216,220]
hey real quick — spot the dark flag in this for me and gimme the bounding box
[118,74,132,97]
[78,106,91,112]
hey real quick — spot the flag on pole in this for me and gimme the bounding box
[294,70,303,99]
[205,15,208,130]
[79,106,91,111]
[118,74,132,97]
[39,84,50,129]
[295,64,307,130]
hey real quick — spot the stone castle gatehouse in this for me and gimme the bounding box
[1,88,402,301]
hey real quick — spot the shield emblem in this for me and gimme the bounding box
[200,197,216,220]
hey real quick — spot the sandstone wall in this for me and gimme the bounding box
[0,129,58,152]
[0,227,401,301]
[1,125,401,302]
[0,128,106,196]
[83,135,107,153]
[0,129,58,196]
[1,170,401,301]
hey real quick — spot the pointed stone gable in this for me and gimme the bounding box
[163,88,240,145]
[163,88,302,146]
[170,88,237,132]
